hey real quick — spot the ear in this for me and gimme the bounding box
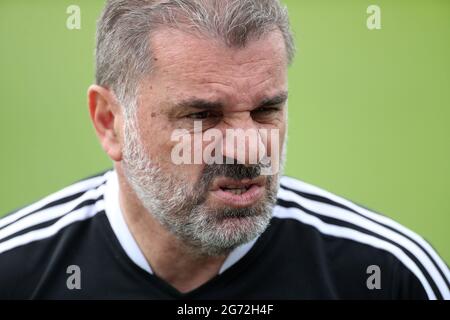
[88,85,123,162]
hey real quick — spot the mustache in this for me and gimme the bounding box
[171,158,275,209]
[200,157,269,184]
[203,164,261,181]
[190,161,269,206]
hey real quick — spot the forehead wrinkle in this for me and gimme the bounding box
[158,56,278,88]
[162,70,285,113]
[145,29,287,112]
[163,59,283,97]
[149,28,286,73]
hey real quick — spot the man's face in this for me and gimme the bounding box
[121,29,288,256]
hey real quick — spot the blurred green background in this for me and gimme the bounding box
[0,0,448,263]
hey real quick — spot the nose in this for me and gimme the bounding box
[220,112,267,166]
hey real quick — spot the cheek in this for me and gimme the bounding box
[263,120,286,157]
[182,164,205,186]
[136,116,173,162]
[156,129,204,183]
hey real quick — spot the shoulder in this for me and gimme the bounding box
[0,170,111,298]
[273,175,450,300]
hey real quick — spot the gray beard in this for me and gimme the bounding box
[121,117,284,257]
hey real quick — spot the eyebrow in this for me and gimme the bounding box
[257,91,289,108]
[174,91,289,111]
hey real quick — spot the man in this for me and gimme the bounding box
[0,0,448,299]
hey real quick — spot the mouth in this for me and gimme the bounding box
[209,176,266,208]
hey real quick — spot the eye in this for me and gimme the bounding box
[259,107,279,112]
[252,107,281,116]
[186,111,215,120]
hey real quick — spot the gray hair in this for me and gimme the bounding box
[95,0,295,115]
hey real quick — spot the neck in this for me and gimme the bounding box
[115,165,228,294]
